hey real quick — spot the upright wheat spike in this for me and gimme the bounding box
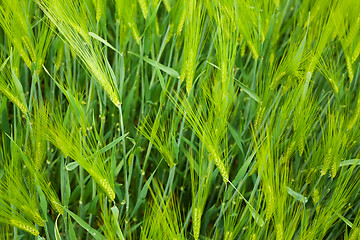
[193,207,202,240]
[352,40,360,63]
[345,55,354,82]
[247,41,259,60]
[312,188,320,212]
[266,185,275,220]
[224,231,233,240]
[176,8,186,36]
[95,0,104,22]
[306,168,316,184]
[298,133,305,156]
[283,141,296,164]
[330,161,337,178]
[254,106,265,132]
[321,148,332,176]
[186,48,196,93]
[276,223,284,240]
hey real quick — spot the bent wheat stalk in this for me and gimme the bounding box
[36,0,121,107]
[33,105,116,201]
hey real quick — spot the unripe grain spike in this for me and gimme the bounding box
[224,231,233,240]
[276,223,284,240]
[138,0,148,19]
[321,148,332,176]
[349,228,360,240]
[186,48,196,94]
[21,36,36,62]
[50,197,64,214]
[96,0,104,22]
[247,41,258,60]
[266,185,275,220]
[345,55,354,82]
[10,218,39,236]
[193,207,201,240]
[21,205,46,226]
[88,169,115,201]
[209,148,228,183]
[176,9,186,36]
[330,161,337,178]
[298,133,305,156]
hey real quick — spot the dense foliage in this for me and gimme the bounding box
[0,0,360,239]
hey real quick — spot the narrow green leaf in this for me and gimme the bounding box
[130,167,157,218]
[0,56,10,71]
[205,60,220,70]
[54,214,62,240]
[128,52,179,78]
[111,205,125,240]
[93,133,129,156]
[340,159,360,167]
[144,1,161,31]
[286,187,308,203]
[155,65,166,91]
[228,125,244,155]
[89,32,122,55]
[64,208,106,240]
[234,78,261,103]
[172,135,179,159]
[228,180,265,227]
[111,205,119,219]
[65,162,79,171]
[334,210,353,228]
[68,217,77,240]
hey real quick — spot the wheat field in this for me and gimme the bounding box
[0,0,360,239]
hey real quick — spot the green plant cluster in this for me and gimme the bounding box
[0,0,360,239]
